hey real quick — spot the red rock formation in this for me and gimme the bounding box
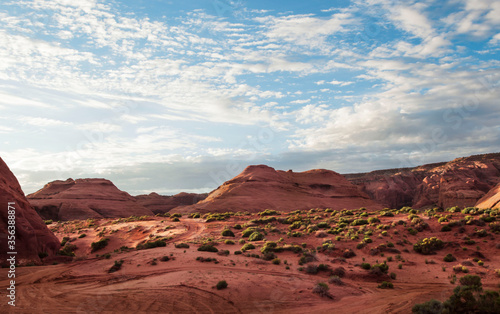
[178,165,383,214]
[476,183,500,209]
[345,153,500,209]
[27,178,154,221]
[135,192,208,214]
[0,157,60,265]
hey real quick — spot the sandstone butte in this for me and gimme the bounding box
[0,157,60,266]
[27,178,154,221]
[176,165,383,214]
[135,192,208,214]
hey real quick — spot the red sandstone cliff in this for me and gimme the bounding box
[0,157,60,265]
[135,192,208,214]
[345,153,500,209]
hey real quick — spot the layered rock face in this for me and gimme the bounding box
[178,165,383,213]
[476,183,500,209]
[0,157,60,265]
[345,153,500,209]
[135,192,208,214]
[27,178,154,221]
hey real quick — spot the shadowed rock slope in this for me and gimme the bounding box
[0,157,60,265]
[345,152,500,209]
[177,165,383,213]
[27,178,154,221]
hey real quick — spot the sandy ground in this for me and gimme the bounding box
[1,209,499,313]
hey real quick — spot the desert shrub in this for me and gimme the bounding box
[312,282,330,297]
[221,229,235,237]
[390,272,397,280]
[58,244,77,256]
[241,243,255,252]
[216,280,228,290]
[61,236,70,247]
[352,219,368,226]
[441,225,452,232]
[175,243,190,249]
[368,217,381,224]
[108,260,123,273]
[238,239,245,244]
[378,281,393,289]
[412,299,444,313]
[234,224,242,230]
[407,228,418,235]
[329,275,344,286]
[160,256,170,262]
[413,276,500,314]
[78,233,86,238]
[224,239,235,245]
[343,248,356,258]
[259,209,279,216]
[38,252,48,259]
[44,220,53,225]
[371,262,389,275]
[317,222,329,229]
[234,250,242,255]
[379,211,394,217]
[306,264,319,274]
[331,267,346,278]
[197,244,218,252]
[413,237,444,255]
[248,232,264,241]
[91,238,110,252]
[242,228,258,237]
[475,229,488,237]
[444,254,457,262]
[361,263,371,270]
[272,258,281,265]
[136,239,166,250]
[217,250,230,256]
[489,222,500,232]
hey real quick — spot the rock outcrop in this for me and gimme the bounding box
[177,165,383,213]
[345,153,500,209]
[135,192,208,214]
[476,183,500,209]
[27,178,154,221]
[0,157,60,265]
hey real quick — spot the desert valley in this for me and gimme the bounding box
[1,153,500,313]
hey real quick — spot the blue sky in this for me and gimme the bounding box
[0,0,499,195]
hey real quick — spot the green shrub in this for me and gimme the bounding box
[175,243,190,249]
[234,224,242,230]
[371,262,389,274]
[444,254,456,262]
[248,232,264,241]
[368,217,381,223]
[108,259,124,273]
[221,229,235,237]
[61,236,70,247]
[198,244,218,252]
[441,225,452,232]
[44,220,53,225]
[378,281,393,289]
[91,238,110,252]
[216,280,228,290]
[58,244,77,256]
[361,263,371,270]
[329,275,344,286]
[136,239,166,250]
[224,240,235,245]
[413,237,444,255]
[272,258,281,265]
[259,209,279,216]
[241,243,255,252]
[352,219,368,226]
[412,299,443,313]
[242,228,258,237]
[78,233,86,238]
[312,282,330,297]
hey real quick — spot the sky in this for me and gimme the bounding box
[0,0,499,196]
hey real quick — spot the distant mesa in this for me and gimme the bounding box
[345,152,500,210]
[27,178,154,221]
[135,192,208,214]
[0,157,60,266]
[177,164,383,214]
